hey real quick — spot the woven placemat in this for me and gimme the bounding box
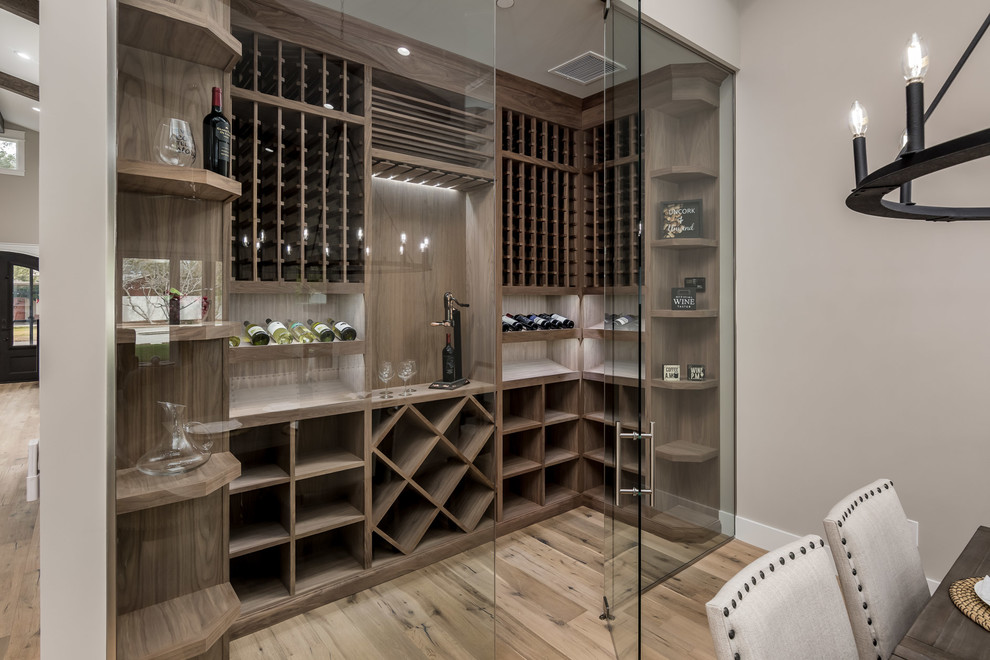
[949,577,990,632]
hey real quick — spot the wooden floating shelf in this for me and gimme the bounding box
[116,452,240,515]
[650,165,718,182]
[371,149,493,192]
[655,440,719,463]
[650,238,718,250]
[116,583,239,660]
[502,359,579,387]
[116,321,242,344]
[227,280,366,295]
[651,309,719,319]
[652,378,719,391]
[500,328,580,343]
[502,414,542,434]
[228,340,365,363]
[118,0,241,71]
[117,159,241,202]
[230,86,365,125]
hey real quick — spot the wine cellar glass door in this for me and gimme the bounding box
[603,3,647,657]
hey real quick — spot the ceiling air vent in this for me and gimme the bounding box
[548,51,625,85]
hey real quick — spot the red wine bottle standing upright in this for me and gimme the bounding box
[203,86,231,176]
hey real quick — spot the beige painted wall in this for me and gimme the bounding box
[641,0,739,67]
[0,123,39,246]
[737,0,990,581]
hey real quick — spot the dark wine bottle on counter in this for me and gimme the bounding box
[502,315,524,332]
[442,333,456,381]
[243,320,270,346]
[326,318,357,341]
[202,86,231,176]
[307,318,335,342]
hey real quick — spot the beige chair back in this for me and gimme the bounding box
[706,534,857,660]
[823,478,930,660]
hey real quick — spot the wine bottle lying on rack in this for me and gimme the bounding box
[510,314,538,330]
[526,314,556,329]
[286,319,318,343]
[502,315,524,332]
[325,318,357,341]
[546,313,575,328]
[243,320,270,345]
[606,313,639,329]
[307,318,335,342]
[266,318,292,344]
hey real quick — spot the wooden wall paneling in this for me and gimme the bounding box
[465,185,497,385]
[117,493,226,615]
[231,0,493,104]
[117,46,224,163]
[495,70,583,129]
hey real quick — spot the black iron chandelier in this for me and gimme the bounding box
[846,13,990,221]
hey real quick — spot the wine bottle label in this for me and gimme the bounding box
[551,314,571,325]
[268,321,287,332]
[615,316,630,325]
[313,322,331,334]
[217,125,231,161]
[334,322,352,332]
[289,322,304,330]
[246,326,265,337]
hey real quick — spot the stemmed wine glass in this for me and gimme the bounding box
[398,359,417,396]
[378,361,395,399]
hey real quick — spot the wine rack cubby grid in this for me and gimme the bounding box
[230,29,367,284]
[500,109,579,289]
[584,114,640,290]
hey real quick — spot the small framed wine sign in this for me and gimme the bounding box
[687,364,706,381]
[684,276,706,292]
[660,199,702,239]
[663,364,681,381]
[671,287,697,310]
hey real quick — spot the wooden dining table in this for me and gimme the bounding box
[892,525,990,659]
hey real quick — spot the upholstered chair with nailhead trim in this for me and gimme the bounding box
[706,534,857,660]
[823,478,930,660]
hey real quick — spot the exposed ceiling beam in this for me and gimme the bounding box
[0,70,39,101]
[0,0,39,24]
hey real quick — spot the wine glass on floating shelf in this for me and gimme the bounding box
[155,118,196,167]
[378,361,395,399]
[398,359,417,396]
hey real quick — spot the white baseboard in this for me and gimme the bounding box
[734,515,939,593]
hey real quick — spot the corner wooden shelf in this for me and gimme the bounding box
[652,378,719,390]
[655,441,718,463]
[500,328,581,343]
[117,159,241,202]
[118,0,242,71]
[228,340,365,363]
[650,165,718,183]
[116,321,242,344]
[116,452,240,515]
[650,238,718,250]
[651,309,719,319]
[116,583,239,660]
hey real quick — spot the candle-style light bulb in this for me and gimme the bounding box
[848,101,869,137]
[902,33,929,82]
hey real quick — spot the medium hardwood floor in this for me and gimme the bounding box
[0,382,40,660]
[232,507,765,660]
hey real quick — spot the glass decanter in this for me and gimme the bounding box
[136,401,212,476]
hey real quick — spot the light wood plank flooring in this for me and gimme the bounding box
[232,507,765,659]
[0,382,40,660]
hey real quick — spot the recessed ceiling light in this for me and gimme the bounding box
[323,103,334,110]
[31,107,40,112]
[496,0,514,7]
[15,51,31,60]
[397,47,411,57]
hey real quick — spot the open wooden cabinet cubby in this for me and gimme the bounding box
[112,0,732,655]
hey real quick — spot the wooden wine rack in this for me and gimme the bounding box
[229,29,367,286]
[500,109,579,290]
